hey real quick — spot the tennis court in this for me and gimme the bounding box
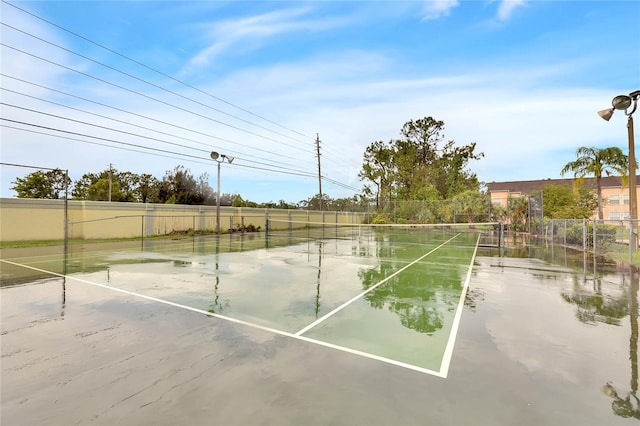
[2,224,638,425]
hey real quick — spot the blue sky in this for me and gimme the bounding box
[1,0,639,204]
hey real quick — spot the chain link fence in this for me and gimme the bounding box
[544,219,639,266]
[377,199,495,224]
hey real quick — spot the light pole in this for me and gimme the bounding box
[210,151,234,234]
[599,90,640,252]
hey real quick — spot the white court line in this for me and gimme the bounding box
[0,259,295,337]
[0,258,445,377]
[294,234,461,336]
[438,234,481,378]
[0,234,474,379]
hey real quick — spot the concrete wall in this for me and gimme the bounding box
[0,198,368,242]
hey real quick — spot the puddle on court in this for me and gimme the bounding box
[2,232,638,384]
[2,230,479,373]
[2,231,640,424]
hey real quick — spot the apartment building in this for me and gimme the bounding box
[487,175,640,220]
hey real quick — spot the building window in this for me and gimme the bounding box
[611,211,631,220]
[608,195,620,205]
[623,195,630,205]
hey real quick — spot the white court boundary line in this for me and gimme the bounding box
[438,234,481,378]
[0,235,479,379]
[294,234,461,336]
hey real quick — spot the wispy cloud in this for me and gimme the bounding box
[422,0,459,21]
[496,0,528,21]
[181,7,346,74]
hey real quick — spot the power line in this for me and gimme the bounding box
[0,1,361,195]
[2,0,313,141]
[1,120,321,179]
[0,75,313,166]
[3,122,361,192]
[0,20,314,149]
[0,42,311,153]
[1,100,313,172]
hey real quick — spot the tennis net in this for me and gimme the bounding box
[265,219,503,248]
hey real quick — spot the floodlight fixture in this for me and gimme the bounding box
[598,108,614,121]
[613,94,633,111]
[598,90,640,256]
[210,151,234,234]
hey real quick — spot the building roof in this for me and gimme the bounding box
[487,175,640,195]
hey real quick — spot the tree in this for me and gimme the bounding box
[507,196,528,232]
[11,169,71,199]
[196,172,216,205]
[359,116,484,209]
[72,167,130,201]
[561,147,629,220]
[299,194,331,210]
[358,140,394,210]
[136,173,160,203]
[451,190,490,223]
[159,166,204,205]
[542,184,598,219]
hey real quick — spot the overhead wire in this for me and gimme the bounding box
[0,21,314,151]
[1,42,314,154]
[1,120,320,179]
[2,0,312,140]
[0,106,317,177]
[2,121,360,192]
[1,86,307,167]
[1,1,362,195]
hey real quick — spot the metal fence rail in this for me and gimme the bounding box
[544,219,639,266]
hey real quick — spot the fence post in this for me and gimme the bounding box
[630,220,633,266]
[583,219,587,253]
[592,220,597,259]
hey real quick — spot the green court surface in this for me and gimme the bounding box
[3,229,638,425]
[1,227,479,376]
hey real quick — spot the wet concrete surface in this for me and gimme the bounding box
[2,245,639,425]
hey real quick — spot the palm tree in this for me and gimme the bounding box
[561,147,629,220]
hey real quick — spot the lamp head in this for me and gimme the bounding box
[598,108,614,121]
[210,151,219,160]
[612,95,632,111]
[226,156,234,164]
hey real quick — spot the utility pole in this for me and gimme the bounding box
[316,133,323,211]
[108,163,112,202]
